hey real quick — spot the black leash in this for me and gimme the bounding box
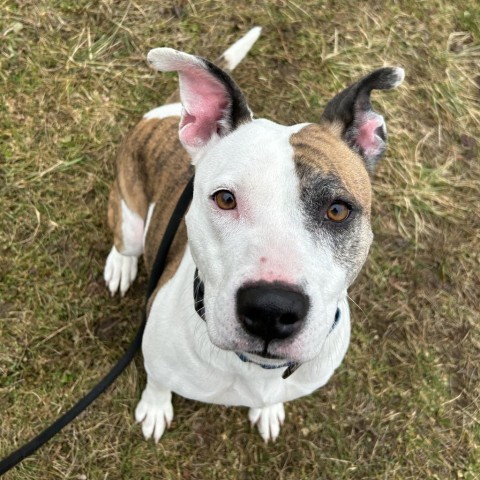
[0,176,194,476]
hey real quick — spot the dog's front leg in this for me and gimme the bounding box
[104,179,146,296]
[135,380,174,443]
[248,403,285,443]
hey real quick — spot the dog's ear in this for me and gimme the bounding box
[147,48,252,156]
[320,67,404,172]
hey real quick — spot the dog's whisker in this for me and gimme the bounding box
[347,294,366,318]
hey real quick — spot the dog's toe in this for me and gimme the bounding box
[139,408,169,443]
[104,246,138,296]
[135,386,174,443]
[249,403,285,443]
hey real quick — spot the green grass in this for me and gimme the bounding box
[1,0,479,478]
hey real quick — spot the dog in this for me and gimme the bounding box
[104,27,404,442]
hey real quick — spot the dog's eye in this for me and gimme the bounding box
[214,190,237,210]
[325,202,351,222]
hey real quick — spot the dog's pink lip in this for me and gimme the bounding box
[239,351,292,367]
[244,350,286,360]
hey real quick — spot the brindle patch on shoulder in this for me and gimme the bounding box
[116,116,188,213]
[110,115,192,305]
[290,123,372,211]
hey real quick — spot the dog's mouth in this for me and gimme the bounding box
[256,340,281,359]
[241,338,289,360]
[237,351,293,367]
[236,350,301,379]
[245,348,286,360]
[238,339,296,366]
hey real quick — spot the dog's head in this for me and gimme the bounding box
[148,48,404,365]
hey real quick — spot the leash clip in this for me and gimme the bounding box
[282,362,301,379]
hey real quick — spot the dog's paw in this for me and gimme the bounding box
[135,388,174,443]
[104,246,138,297]
[248,403,285,443]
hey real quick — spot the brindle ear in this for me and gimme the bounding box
[321,67,405,172]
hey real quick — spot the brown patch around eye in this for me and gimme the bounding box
[214,190,237,210]
[326,202,350,222]
[290,123,372,211]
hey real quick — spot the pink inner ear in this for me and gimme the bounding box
[355,111,386,157]
[178,66,231,148]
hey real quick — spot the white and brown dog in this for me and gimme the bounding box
[104,27,404,442]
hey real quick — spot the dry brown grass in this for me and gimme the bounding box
[1,0,479,478]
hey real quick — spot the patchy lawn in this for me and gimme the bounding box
[1,1,479,478]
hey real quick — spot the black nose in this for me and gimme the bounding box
[236,283,309,342]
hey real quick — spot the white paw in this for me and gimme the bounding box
[103,246,138,296]
[135,389,174,443]
[248,403,285,443]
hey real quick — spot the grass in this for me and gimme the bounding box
[1,0,479,478]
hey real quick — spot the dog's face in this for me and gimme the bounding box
[186,120,374,363]
[148,48,404,364]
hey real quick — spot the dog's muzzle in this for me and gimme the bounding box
[193,269,341,379]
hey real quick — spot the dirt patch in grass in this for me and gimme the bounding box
[1,1,479,478]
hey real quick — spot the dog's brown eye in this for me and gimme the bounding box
[214,190,237,210]
[325,202,351,222]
